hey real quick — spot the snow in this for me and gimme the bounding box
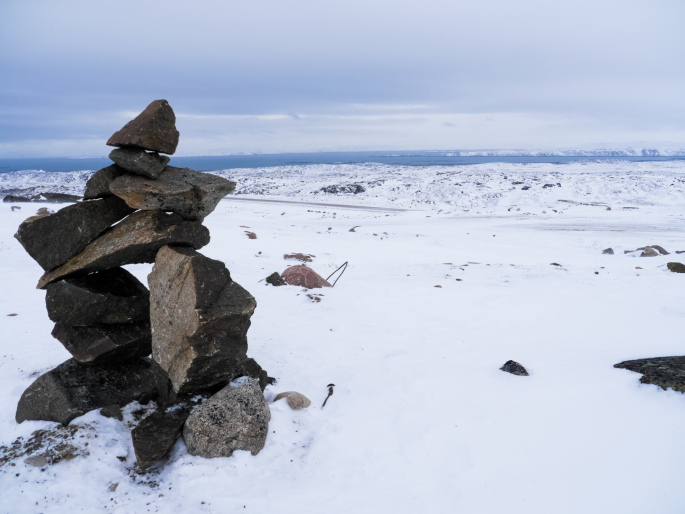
[1,160,685,513]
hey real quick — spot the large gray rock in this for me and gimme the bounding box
[51,321,151,364]
[37,210,210,289]
[614,356,685,393]
[46,268,149,326]
[108,148,170,179]
[14,196,134,271]
[148,246,262,395]
[110,167,236,221]
[16,357,158,425]
[83,164,127,200]
[273,391,311,410]
[107,99,180,155]
[183,379,270,458]
[132,404,191,469]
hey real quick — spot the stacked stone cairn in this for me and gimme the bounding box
[13,100,271,469]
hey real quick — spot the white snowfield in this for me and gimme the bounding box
[1,160,685,513]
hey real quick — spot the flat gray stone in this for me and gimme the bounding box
[14,196,134,271]
[183,379,270,458]
[110,167,236,221]
[37,210,210,289]
[109,148,170,179]
[46,267,149,326]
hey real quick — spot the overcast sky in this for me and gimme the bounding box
[1,0,684,157]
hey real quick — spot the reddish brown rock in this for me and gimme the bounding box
[14,196,135,271]
[281,265,331,289]
[51,321,151,364]
[110,167,236,221]
[37,211,210,289]
[148,246,264,395]
[83,164,127,200]
[107,99,180,155]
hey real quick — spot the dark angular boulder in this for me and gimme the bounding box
[615,356,685,393]
[108,148,170,179]
[110,167,236,221]
[265,272,286,286]
[16,357,158,425]
[15,196,135,271]
[148,246,262,395]
[106,99,180,155]
[37,210,210,289]
[51,321,152,364]
[132,405,191,469]
[83,164,127,200]
[667,262,685,273]
[46,268,149,326]
[500,360,529,376]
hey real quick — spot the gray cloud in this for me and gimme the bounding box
[1,0,683,156]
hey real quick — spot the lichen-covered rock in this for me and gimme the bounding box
[46,268,149,325]
[108,148,170,179]
[614,356,685,392]
[37,211,210,289]
[281,265,331,289]
[183,379,270,458]
[106,99,180,155]
[14,196,134,271]
[51,321,152,364]
[500,360,529,376]
[110,167,236,221]
[83,164,127,200]
[132,405,191,469]
[273,391,311,410]
[16,357,158,425]
[148,246,263,395]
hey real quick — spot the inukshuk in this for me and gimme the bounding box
[13,100,269,469]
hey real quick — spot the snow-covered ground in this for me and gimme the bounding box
[1,161,685,513]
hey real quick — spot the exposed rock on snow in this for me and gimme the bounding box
[37,210,210,289]
[273,391,311,410]
[148,246,264,395]
[83,164,127,200]
[16,357,158,425]
[281,264,331,289]
[108,148,170,179]
[100,404,123,421]
[51,321,152,364]
[265,271,286,286]
[132,405,191,469]
[318,184,366,194]
[500,360,529,376]
[14,195,134,271]
[614,356,685,393]
[106,99,180,155]
[602,248,614,255]
[284,253,315,262]
[110,166,236,221]
[46,268,150,326]
[667,262,685,273]
[183,379,270,458]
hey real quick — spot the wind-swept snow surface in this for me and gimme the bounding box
[1,161,684,513]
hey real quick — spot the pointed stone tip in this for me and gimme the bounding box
[107,99,180,155]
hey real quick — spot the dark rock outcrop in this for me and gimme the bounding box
[110,167,236,221]
[51,321,152,364]
[183,379,270,458]
[106,99,180,155]
[265,272,286,286]
[132,405,191,469]
[615,356,685,393]
[83,164,127,200]
[15,196,134,271]
[37,210,210,289]
[667,262,685,273]
[16,357,158,425]
[3,195,31,203]
[46,268,149,325]
[148,246,261,395]
[602,248,614,255]
[281,265,331,289]
[108,148,170,179]
[500,360,529,376]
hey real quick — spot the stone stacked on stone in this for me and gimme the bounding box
[14,99,269,471]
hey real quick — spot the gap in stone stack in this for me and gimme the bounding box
[13,99,271,472]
